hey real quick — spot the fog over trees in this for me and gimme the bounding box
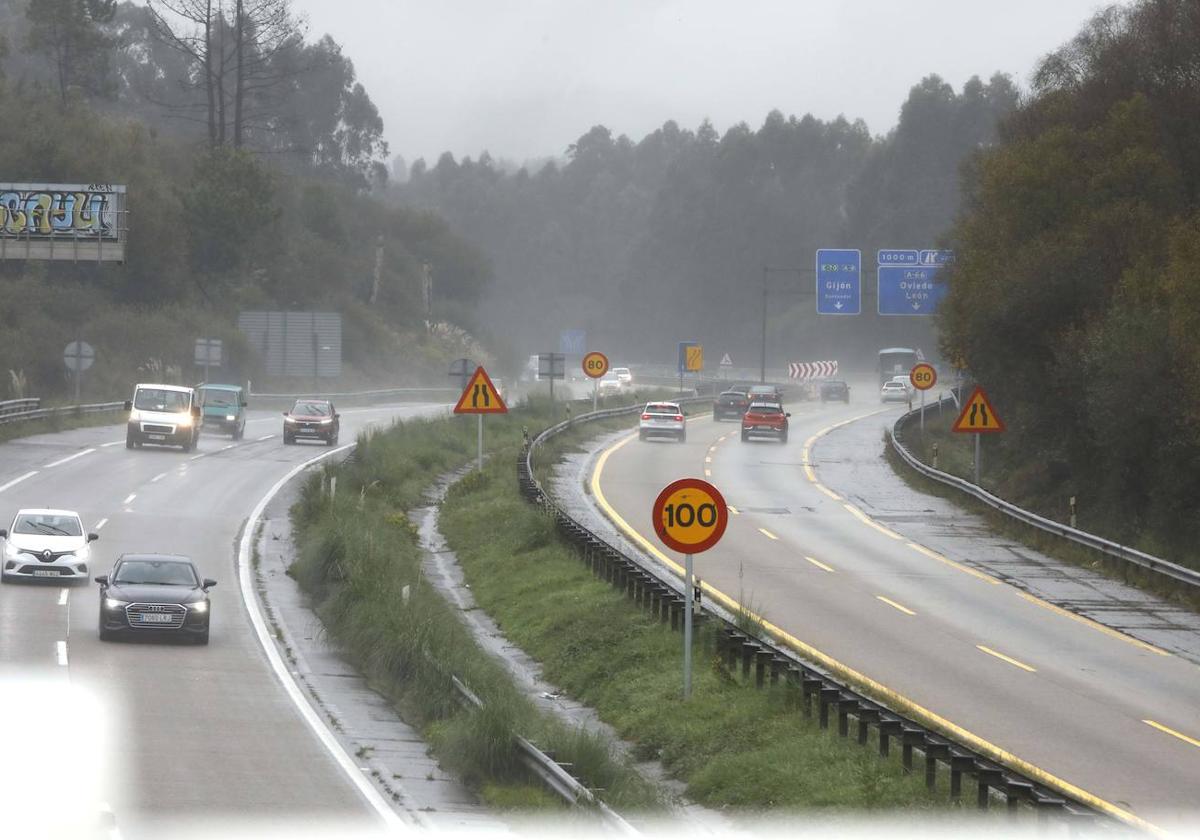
[391,73,1018,368]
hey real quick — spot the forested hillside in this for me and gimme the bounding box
[392,74,1017,368]
[940,0,1200,554]
[0,0,491,399]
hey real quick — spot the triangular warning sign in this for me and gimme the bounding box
[453,366,508,414]
[719,353,733,366]
[952,386,1004,433]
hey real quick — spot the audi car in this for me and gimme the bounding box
[741,402,790,443]
[0,509,98,583]
[713,389,750,421]
[283,398,340,445]
[639,401,686,442]
[820,380,851,403]
[96,554,214,644]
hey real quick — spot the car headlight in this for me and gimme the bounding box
[225,414,236,421]
[105,598,128,610]
[128,409,140,422]
[318,418,333,425]
[284,417,296,424]
[74,544,90,561]
[189,600,208,613]
[4,542,19,559]
[177,414,192,428]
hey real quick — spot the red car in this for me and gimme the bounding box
[283,399,340,445]
[741,402,790,443]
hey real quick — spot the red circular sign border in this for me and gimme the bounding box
[909,362,937,391]
[652,477,729,554]
[582,351,610,380]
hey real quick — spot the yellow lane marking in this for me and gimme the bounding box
[977,645,1037,673]
[876,596,916,616]
[704,468,712,477]
[1017,592,1168,657]
[1144,720,1200,749]
[842,503,904,540]
[590,428,1156,832]
[806,556,835,573]
[906,542,1002,586]
[814,482,842,501]
[758,528,779,541]
[728,505,740,515]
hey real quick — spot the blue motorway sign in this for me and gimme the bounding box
[918,249,955,266]
[559,329,586,355]
[877,249,919,267]
[878,265,947,316]
[815,248,861,314]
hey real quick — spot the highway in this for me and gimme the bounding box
[0,403,445,835]
[592,385,1200,829]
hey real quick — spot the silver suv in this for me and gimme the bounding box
[1,509,98,583]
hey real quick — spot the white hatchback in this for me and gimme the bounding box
[639,401,686,442]
[1,509,98,583]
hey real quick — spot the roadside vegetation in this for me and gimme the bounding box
[289,393,671,812]
[938,0,1200,567]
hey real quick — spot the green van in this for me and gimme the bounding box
[196,384,247,439]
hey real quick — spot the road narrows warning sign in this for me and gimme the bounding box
[453,366,508,415]
[952,386,1004,433]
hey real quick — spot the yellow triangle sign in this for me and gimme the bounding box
[952,386,1004,433]
[453,366,508,414]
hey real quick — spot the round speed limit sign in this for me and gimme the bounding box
[652,478,728,554]
[909,363,937,391]
[582,351,610,379]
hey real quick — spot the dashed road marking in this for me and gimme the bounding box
[806,556,835,573]
[58,589,69,606]
[1144,720,1200,749]
[94,518,108,530]
[122,493,136,505]
[758,528,779,541]
[0,471,38,493]
[977,645,1036,673]
[727,505,739,515]
[45,448,96,468]
[100,441,123,448]
[56,641,68,666]
[257,434,275,441]
[151,472,167,483]
[877,595,916,616]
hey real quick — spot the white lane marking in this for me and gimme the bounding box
[56,641,68,666]
[100,440,123,447]
[58,589,69,606]
[44,448,96,468]
[0,471,38,493]
[122,493,136,505]
[257,434,275,441]
[806,556,835,573]
[758,527,779,541]
[189,453,206,461]
[151,472,167,483]
[222,444,235,451]
[236,441,413,829]
[94,518,108,530]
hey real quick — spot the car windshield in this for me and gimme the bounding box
[291,402,331,416]
[134,389,190,412]
[200,389,238,407]
[114,559,198,586]
[13,513,82,537]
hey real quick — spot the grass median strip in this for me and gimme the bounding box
[439,425,952,813]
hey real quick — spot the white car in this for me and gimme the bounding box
[612,367,633,387]
[639,401,686,442]
[880,381,911,403]
[598,377,623,395]
[1,509,98,583]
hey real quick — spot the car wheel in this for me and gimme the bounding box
[0,572,10,584]
[638,431,646,441]
[181,438,193,453]
[99,625,116,642]
[283,434,294,445]
[678,431,686,443]
[780,431,789,444]
[125,431,137,449]
[741,431,749,442]
[195,626,210,645]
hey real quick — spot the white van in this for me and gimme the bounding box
[124,383,202,451]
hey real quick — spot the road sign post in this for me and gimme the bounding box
[951,386,1004,485]
[453,366,508,471]
[652,478,728,699]
[538,353,565,401]
[582,351,609,412]
[63,339,95,404]
[678,342,702,395]
[909,363,937,434]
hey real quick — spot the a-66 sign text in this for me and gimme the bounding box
[652,478,728,554]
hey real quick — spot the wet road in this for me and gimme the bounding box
[592,387,1200,830]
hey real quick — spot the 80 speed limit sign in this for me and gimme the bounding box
[582,351,609,379]
[652,478,728,554]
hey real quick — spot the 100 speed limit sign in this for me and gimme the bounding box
[652,478,728,554]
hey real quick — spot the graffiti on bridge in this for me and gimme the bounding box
[0,184,124,241]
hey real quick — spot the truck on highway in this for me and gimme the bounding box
[877,347,919,385]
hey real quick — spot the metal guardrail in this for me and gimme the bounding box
[518,402,1110,826]
[248,386,460,400]
[890,394,1200,592]
[0,397,124,426]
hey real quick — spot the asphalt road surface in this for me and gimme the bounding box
[0,403,447,836]
[593,385,1200,831]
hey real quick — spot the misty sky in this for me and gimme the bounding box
[291,0,1120,167]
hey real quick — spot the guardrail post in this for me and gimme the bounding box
[924,742,950,790]
[977,767,1004,810]
[901,728,924,773]
[818,688,840,729]
[801,676,822,718]
[856,706,880,745]
[838,697,858,738]
[878,719,902,757]
[740,642,757,680]
[769,656,784,686]
[949,754,974,801]
[754,650,769,688]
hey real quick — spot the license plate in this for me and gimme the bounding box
[148,434,166,441]
[32,570,58,577]
[139,613,174,624]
